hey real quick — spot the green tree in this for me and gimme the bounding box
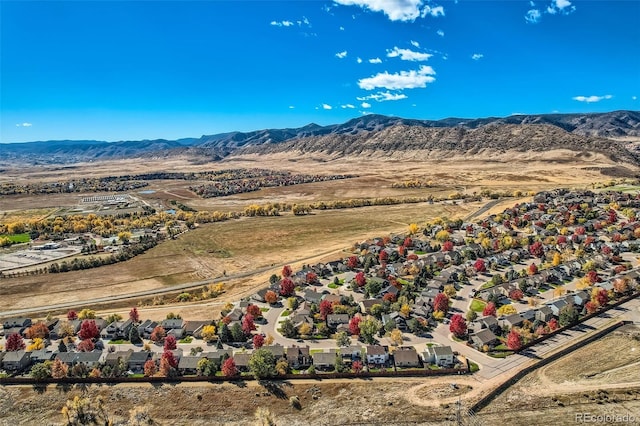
[359,317,381,345]
[559,304,579,327]
[129,325,142,345]
[287,297,299,311]
[31,361,52,380]
[279,318,297,338]
[249,348,277,379]
[335,331,350,347]
[334,355,346,373]
[230,323,246,342]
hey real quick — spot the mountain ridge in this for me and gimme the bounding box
[1,110,638,164]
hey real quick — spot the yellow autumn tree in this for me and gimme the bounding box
[201,325,217,342]
[496,304,517,316]
[390,329,404,346]
[408,223,419,235]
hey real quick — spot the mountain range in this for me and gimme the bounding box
[1,110,639,165]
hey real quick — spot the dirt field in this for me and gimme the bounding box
[477,325,640,425]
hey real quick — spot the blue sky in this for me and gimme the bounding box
[2,0,639,143]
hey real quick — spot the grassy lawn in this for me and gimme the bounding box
[469,361,479,373]
[108,339,130,344]
[179,336,193,344]
[328,283,339,289]
[128,373,145,378]
[309,349,324,354]
[260,307,270,312]
[489,351,514,358]
[470,299,487,313]
[0,233,30,243]
[480,282,495,290]
[281,310,291,317]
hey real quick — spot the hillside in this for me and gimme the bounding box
[235,122,639,165]
[1,110,639,165]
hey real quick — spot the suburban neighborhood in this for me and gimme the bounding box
[1,189,639,381]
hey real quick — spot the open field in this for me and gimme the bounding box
[477,324,640,425]
[0,200,476,315]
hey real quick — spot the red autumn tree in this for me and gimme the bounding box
[164,335,177,351]
[347,256,358,269]
[264,290,278,304]
[222,357,238,377]
[129,307,140,323]
[434,293,450,313]
[379,250,389,263]
[509,289,524,301]
[482,302,497,317]
[246,304,261,318]
[25,322,49,340]
[557,235,567,245]
[585,301,599,314]
[253,334,265,349]
[352,360,363,374]
[575,226,586,235]
[449,314,467,338]
[160,350,178,376]
[613,278,629,295]
[67,310,78,320]
[306,272,318,285]
[349,316,361,335]
[506,329,523,351]
[596,288,609,306]
[5,333,25,351]
[78,320,99,340]
[319,300,333,321]
[587,270,599,284]
[474,259,487,273]
[442,241,454,252]
[150,325,166,343]
[529,241,544,258]
[528,263,539,276]
[51,358,69,379]
[355,272,366,287]
[383,292,396,303]
[403,237,413,248]
[280,278,295,296]
[143,359,157,377]
[282,265,292,278]
[242,314,256,335]
[548,318,559,331]
[535,325,546,336]
[77,339,95,352]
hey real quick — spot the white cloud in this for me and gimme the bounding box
[289,106,295,109]
[554,0,572,10]
[369,57,382,64]
[422,5,444,17]
[530,1,535,6]
[572,95,613,103]
[270,20,294,27]
[358,65,436,90]
[633,96,637,101]
[357,91,408,102]
[336,50,348,59]
[357,57,363,63]
[361,102,372,108]
[436,29,444,37]
[341,104,356,109]
[322,103,333,110]
[525,9,541,23]
[340,26,345,30]
[386,46,432,61]
[471,53,484,60]
[15,122,32,127]
[410,40,420,48]
[334,0,444,22]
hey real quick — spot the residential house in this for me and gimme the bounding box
[327,314,350,330]
[104,349,133,368]
[303,289,323,305]
[393,347,421,368]
[161,318,185,339]
[498,314,524,330]
[572,291,590,307]
[100,320,133,340]
[128,351,153,373]
[184,320,212,338]
[323,294,342,305]
[423,345,455,367]
[471,329,498,350]
[311,352,336,371]
[232,353,252,372]
[252,288,269,303]
[56,351,102,368]
[549,299,568,317]
[262,345,285,361]
[286,346,311,369]
[137,320,158,339]
[359,299,384,314]
[2,350,30,371]
[340,345,364,363]
[535,306,554,323]
[2,318,32,334]
[50,320,81,340]
[178,356,201,375]
[28,349,56,365]
[366,345,389,365]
